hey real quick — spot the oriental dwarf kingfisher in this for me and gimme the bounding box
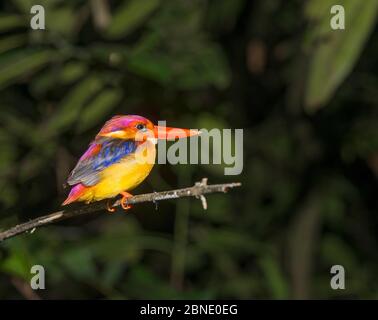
[62,115,200,212]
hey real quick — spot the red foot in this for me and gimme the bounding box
[120,191,133,211]
[106,200,116,213]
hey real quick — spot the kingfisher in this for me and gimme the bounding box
[62,115,199,211]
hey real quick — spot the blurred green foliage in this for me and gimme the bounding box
[0,0,377,299]
[304,0,378,111]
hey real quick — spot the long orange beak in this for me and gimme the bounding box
[153,126,201,140]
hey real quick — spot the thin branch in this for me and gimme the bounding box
[0,178,241,242]
[90,0,111,30]
[10,277,42,300]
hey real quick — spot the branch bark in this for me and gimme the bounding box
[0,178,241,242]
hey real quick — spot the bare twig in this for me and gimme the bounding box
[0,179,241,242]
[90,0,111,30]
[10,277,42,300]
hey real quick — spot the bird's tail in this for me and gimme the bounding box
[62,183,89,205]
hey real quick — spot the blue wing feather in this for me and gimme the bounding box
[67,140,137,187]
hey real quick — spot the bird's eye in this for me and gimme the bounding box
[136,123,146,130]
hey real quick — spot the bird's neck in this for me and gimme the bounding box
[134,139,156,165]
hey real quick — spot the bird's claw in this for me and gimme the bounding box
[121,199,132,210]
[120,192,133,211]
[106,200,116,213]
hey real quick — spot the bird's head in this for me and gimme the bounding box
[96,115,200,142]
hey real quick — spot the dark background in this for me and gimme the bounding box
[0,0,377,299]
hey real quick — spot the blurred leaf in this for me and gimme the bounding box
[31,61,88,96]
[0,252,30,280]
[342,117,378,161]
[127,51,172,84]
[0,15,25,32]
[84,233,142,264]
[193,227,262,256]
[0,111,37,145]
[44,75,103,134]
[18,146,58,181]
[219,274,257,298]
[12,0,58,12]
[0,180,18,207]
[76,218,171,266]
[89,44,129,66]
[0,49,54,89]
[195,112,228,130]
[0,128,17,173]
[101,262,125,288]
[192,194,232,223]
[126,266,177,298]
[60,61,88,84]
[174,44,231,90]
[321,234,358,269]
[0,128,18,206]
[0,35,26,54]
[46,7,77,36]
[61,247,97,281]
[0,239,31,280]
[78,88,123,132]
[127,41,230,89]
[259,255,289,299]
[304,0,378,111]
[106,0,160,39]
[207,0,245,32]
